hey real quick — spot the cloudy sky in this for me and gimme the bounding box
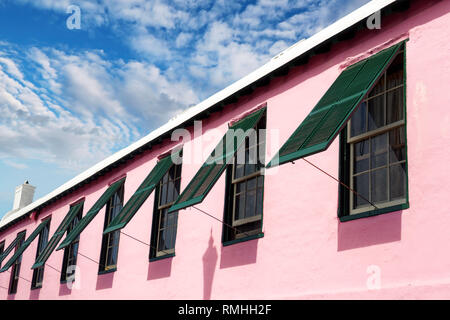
[0,0,371,217]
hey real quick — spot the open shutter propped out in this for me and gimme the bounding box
[169,107,266,213]
[32,201,84,269]
[267,42,403,168]
[56,178,125,251]
[0,233,26,265]
[103,148,182,234]
[0,219,50,272]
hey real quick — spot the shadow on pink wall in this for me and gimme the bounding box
[202,229,218,300]
[59,283,72,296]
[337,211,402,251]
[220,239,258,269]
[29,288,41,300]
[147,257,173,280]
[96,271,115,290]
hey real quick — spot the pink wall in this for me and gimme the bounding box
[1,0,449,299]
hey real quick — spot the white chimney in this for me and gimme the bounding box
[12,180,36,211]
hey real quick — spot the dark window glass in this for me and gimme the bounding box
[223,113,266,242]
[150,160,182,259]
[8,232,26,294]
[31,218,51,289]
[99,185,124,272]
[343,48,407,216]
[61,205,83,282]
[0,241,5,269]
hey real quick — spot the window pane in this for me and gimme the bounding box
[70,242,79,266]
[245,190,257,218]
[386,54,403,89]
[371,168,388,203]
[257,175,264,187]
[371,133,388,169]
[256,187,263,216]
[236,181,245,194]
[113,191,122,208]
[234,194,245,221]
[368,95,385,131]
[353,140,369,173]
[387,87,404,124]
[167,179,175,203]
[235,164,245,179]
[169,227,175,250]
[158,224,176,252]
[244,146,257,175]
[160,182,167,206]
[108,233,119,266]
[107,232,115,248]
[353,173,369,209]
[389,127,406,163]
[350,102,367,137]
[369,75,385,97]
[163,228,172,251]
[390,163,406,201]
[247,177,257,191]
[167,211,176,227]
[168,165,175,180]
[160,209,168,229]
[257,141,265,169]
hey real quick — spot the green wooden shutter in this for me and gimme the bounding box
[169,107,266,213]
[0,219,50,272]
[102,149,182,234]
[56,178,125,251]
[31,201,84,269]
[267,43,402,167]
[0,233,26,265]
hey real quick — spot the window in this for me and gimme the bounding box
[169,107,266,213]
[267,42,402,168]
[0,241,4,269]
[150,160,182,259]
[223,113,266,243]
[339,47,408,219]
[99,184,124,272]
[31,218,51,289]
[8,231,26,294]
[60,204,83,282]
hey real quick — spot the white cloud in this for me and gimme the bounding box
[0,44,198,171]
[1,0,373,170]
[175,32,193,48]
[130,30,172,58]
[2,159,28,170]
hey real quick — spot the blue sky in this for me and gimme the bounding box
[0,0,371,217]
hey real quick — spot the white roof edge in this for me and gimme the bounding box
[0,0,397,229]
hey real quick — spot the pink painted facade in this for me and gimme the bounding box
[1,0,449,299]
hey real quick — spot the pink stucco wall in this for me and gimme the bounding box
[1,0,449,300]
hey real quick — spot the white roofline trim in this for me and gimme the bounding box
[0,0,398,229]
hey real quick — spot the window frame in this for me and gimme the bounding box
[60,204,83,283]
[31,217,51,289]
[338,46,409,222]
[149,160,182,260]
[222,112,266,244]
[98,184,124,273]
[0,240,5,269]
[8,231,26,295]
